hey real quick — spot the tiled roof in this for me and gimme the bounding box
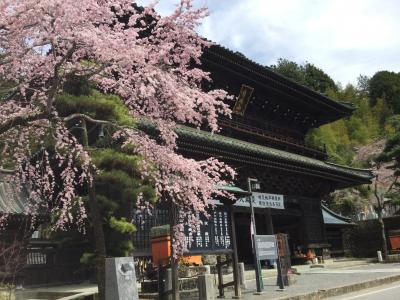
[322,205,354,226]
[215,185,251,196]
[0,171,27,214]
[175,125,373,183]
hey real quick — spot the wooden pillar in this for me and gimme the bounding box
[228,204,241,298]
[266,208,274,235]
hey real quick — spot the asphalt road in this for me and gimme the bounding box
[222,263,400,299]
[328,281,400,300]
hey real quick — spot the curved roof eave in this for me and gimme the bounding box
[203,45,354,119]
[322,204,355,226]
[175,125,373,185]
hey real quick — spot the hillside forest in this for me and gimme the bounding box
[270,59,400,218]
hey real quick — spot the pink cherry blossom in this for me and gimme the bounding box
[0,0,235,256]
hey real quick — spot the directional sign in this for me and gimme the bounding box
[254,235,278,260]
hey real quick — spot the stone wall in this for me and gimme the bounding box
[343,216,400,257]
[343,220,382,257]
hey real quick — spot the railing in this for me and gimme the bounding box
[219,118,328,160]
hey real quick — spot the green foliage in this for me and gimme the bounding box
[305,85,393,165]
[0,79,16,100]
[90,149,157,257]
[357,75,370,97]
[57,78,156,258]
[269,58,306,84]
[92,148,142,177]
[63,74,92,96]
[378,115,400,177]
[324,186,370,218]
[150,225,170,238]
[56,89,135,126]
[272,59,400,216]
[80,252,96,265]
[271,59,397,166]
[303,63,338,94]
[270,58,337,93]
[387,193,400,206]
[109,217,136,234]
[369,71,400,114]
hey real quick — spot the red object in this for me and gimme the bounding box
[151,235,171,267]
[389,235,400,250]
[151,235,202,266]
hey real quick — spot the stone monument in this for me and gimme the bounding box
[105,257,138,300]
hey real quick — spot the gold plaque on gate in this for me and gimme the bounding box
[232,84,254,116]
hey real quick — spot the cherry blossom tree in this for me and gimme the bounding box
[0,1,235,298]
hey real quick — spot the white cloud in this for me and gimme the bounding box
[139,0,400,85]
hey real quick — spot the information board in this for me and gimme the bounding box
[185,207,232,253]
[254,235,278,260]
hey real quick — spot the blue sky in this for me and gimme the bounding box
[139,0,400,86]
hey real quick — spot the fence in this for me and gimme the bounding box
[22,241,90,287]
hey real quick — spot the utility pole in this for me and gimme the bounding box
[247,178,263,294]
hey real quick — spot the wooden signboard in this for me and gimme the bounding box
[232,85,254,116]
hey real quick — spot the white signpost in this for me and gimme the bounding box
[254,235,278,260]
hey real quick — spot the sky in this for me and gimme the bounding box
[139,0,400,86]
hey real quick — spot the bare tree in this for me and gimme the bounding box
[0,238,26,296]
[373,162,399,259]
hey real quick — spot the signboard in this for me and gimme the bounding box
[185,207,232,252]
[238,193,284,209]
[254,235,278,260]
[211,192,284,209]
[232,84,254,116]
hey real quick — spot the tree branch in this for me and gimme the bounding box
[63,113,125,129]
[387,175,399,193]
[0,111,48,135]
[46,42,77,112]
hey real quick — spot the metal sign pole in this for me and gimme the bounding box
[248,178,263,294]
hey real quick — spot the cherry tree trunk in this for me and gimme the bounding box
[377,210,388,259]
[82,119,107,300]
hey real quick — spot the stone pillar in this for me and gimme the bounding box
[198,274,215,300]
[238,263,247,289]
[105,257,138,300]
[204,265,211,275]
[377,251,383,262]
[165,268,173,299]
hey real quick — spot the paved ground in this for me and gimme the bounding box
[15,284,98,300]
[221,263,400,299]
[13,260,400,300]
[327,281,400,300]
